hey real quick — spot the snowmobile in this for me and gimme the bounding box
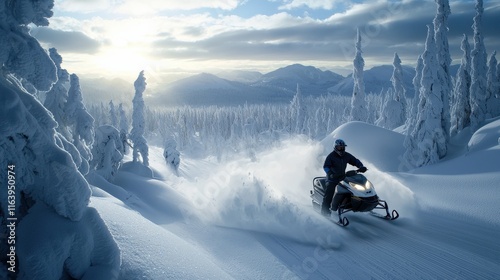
[310,169,399,226]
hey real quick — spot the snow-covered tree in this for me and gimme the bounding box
[350,28,368,122]
[42,48,90,175]
[497,62,500,99]
[411,55,424,121]
[66,74,95,175]
[376,88,404,130]
[434,0,452,138]
[391,53,407,105]
[365,93,380,124]
[99,102,109,126]
[0,1,120,278]
[130,70,149,166]
[407,24,447,167]
[44,48,71,139]
[109,100,118,128]
[118,103,129,154]
[313,105,328,139]
[290,84,306,134]
[380,52,406,129]
[486,51,500,117]
[0,3,57,91]
[376,89,390,128]
[450,34,472,137]
[376,53,407,130]
[469,0,489,131]
[403,55,424,169]
[163,136,180,174]
[91,125,124,181]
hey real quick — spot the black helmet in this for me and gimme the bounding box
[334,139,346,153]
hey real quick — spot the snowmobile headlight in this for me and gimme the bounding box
[349,182,366,191]
[365,181,373,190]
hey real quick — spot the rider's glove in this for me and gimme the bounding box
[357,166,367,173]
[327,171,345,181]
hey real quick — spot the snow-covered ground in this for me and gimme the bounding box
[89,120,500,279]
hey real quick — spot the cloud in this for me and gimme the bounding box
[278,0,342,10]
[150,0,500,71]
[118,0,241,13]
[56,0,243,15]
[55,0,112,13]
[153,23,347,60]
[31,27,101,54]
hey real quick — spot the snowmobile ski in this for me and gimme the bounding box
[322,213,350,226]
[369,209,399,220]
[335,217,349,227]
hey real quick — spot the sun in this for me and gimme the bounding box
[93,46,152,79]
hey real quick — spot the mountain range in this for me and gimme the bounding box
[147,63,434,106]
[82,63,459,107]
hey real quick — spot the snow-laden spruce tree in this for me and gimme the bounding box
[0,1,120,279]
[314,105,328,139]
[391,52,407,116]
[118,103,129,154]
[109,100,118,128]
[403,55,424,169]
[469,0,489,131]
[130,70,149,166]
[377,53,406,129]
[163,136,180,174]
[44,48,71,139]
[408,24,447,167]
[450,34,472,137]
[98,102,108,127]
[350,28,368,122]
[65,74,95,175]
[376,89,391,128]
[91,125,124,181]
[376,88,404,129]
[42,48,88,175]
[497,62,500,98]
[290,83,306,134]
[230,111,244,147]
[486,51,500,117]
[433,0,452,138]
[412,61,424,119]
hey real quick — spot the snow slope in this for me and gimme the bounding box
[89,120,500,279]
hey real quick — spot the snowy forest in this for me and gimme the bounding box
[1,0,499,279]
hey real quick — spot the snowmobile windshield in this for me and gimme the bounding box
[345,170,357,177]
[344,173,368,185]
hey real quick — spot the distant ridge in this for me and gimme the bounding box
[149,72,291,106]
[254,64,344,95]
[149,64,422,106]
[137,63,458,106]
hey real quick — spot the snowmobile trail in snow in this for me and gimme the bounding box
[255,209,500,279]
[254,233,342,280]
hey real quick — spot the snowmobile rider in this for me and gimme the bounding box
[321,139,367,217]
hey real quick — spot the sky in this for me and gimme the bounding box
[32,0,500,87]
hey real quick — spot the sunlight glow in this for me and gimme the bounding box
[93,47,152,79]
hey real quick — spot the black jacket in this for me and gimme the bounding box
[323,151,364,182]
